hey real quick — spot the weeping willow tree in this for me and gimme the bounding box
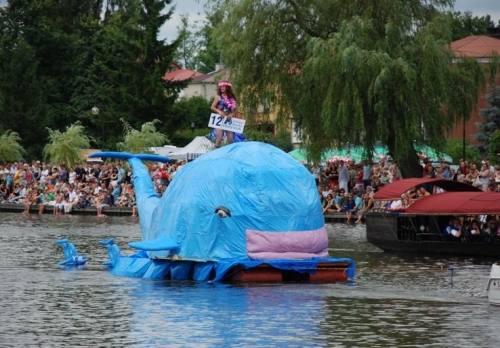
[117,119,169,153]
[0,130,26,163]
[43,122,93,168]
[207,0,486,177]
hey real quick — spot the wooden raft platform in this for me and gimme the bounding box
[229,262,353,283]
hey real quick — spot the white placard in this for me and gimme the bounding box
[208,113,246,133]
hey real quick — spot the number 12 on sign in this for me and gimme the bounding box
[208,113,245,133]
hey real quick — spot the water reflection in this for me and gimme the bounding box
[0,214,499,347]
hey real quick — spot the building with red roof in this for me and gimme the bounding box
[447,35,500,145]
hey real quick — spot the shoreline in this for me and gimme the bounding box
[0,203,134,217]
[0,203,353,222]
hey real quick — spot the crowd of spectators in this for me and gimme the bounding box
[316,157,500,225]
[0,159,188,216]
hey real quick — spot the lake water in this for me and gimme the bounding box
[0,213,499,347]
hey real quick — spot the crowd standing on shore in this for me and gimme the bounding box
[0,159,187,216]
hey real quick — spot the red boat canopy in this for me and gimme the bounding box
[406,192,500,215]
[373,178,481,201]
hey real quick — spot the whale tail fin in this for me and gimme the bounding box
[55,238,88,266]
[88,151,170,163]
[89,152,170,242]
[99,237,122,267]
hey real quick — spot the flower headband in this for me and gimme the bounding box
[218,80,233,88]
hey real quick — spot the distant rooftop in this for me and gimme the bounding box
[162,69,202,82]
[450,35,500,58]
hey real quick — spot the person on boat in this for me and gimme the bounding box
[468,219,485,242]
[478,163,491,192]
[210,80,237,148]
[484,219,500,242]
[418,186,431,198]
[443,218,462,241]
[388,198,404,211]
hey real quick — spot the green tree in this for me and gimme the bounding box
[489,130,500,164]
[174,15,201,70]
[172,8,222,73]
[0,0,87,159]
[196,7,223,74]
[474,86,500,156]
[473,56,500,157]
[0,0,184,155]
[117,119,169,153]
[207,0,485,178]
[163,96,211,136]
[43,122,93,168]
[0,130,26,163]
[446,11,496,41]
[443,139,480,165]
[72,0,184,150]
[244,129,293,153]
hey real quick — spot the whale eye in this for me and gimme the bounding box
[214,206,231,218]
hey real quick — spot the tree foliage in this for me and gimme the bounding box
[473,55,500,157]
[0,130,26,163]
[162,96,211,136]
[446,11,497,41]
[173,8,222,73]
[43,122,93,168]
[117,119,169,153]
[207,0,486,177]
[489,130,500,163]
[0,0,183,158]
[443,139,480,166]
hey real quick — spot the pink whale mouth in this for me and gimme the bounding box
[246,226,329,260]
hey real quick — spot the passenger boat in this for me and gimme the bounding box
[487,263,500,305]
[365,178,500,257]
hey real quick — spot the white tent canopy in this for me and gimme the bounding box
[166,136,215,161]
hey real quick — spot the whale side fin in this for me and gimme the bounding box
[129,236,179,251]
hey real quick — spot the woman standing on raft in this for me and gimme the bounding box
[210,80,237,148]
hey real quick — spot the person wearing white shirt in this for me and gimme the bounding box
[338,160,349,193]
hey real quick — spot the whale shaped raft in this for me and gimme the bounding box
[90,142,355,282]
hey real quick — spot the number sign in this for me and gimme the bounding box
[208,113,246,133]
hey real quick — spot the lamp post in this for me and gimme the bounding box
[462,116,466,162]
[91,106,104,148]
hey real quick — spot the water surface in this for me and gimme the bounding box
[0,213,498,347]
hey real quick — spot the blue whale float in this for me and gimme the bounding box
[90,142,355,282]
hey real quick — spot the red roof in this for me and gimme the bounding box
[373,178,481,201]
[406,192,500,215]
[162,69,202,82]
[450,35,500,58]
